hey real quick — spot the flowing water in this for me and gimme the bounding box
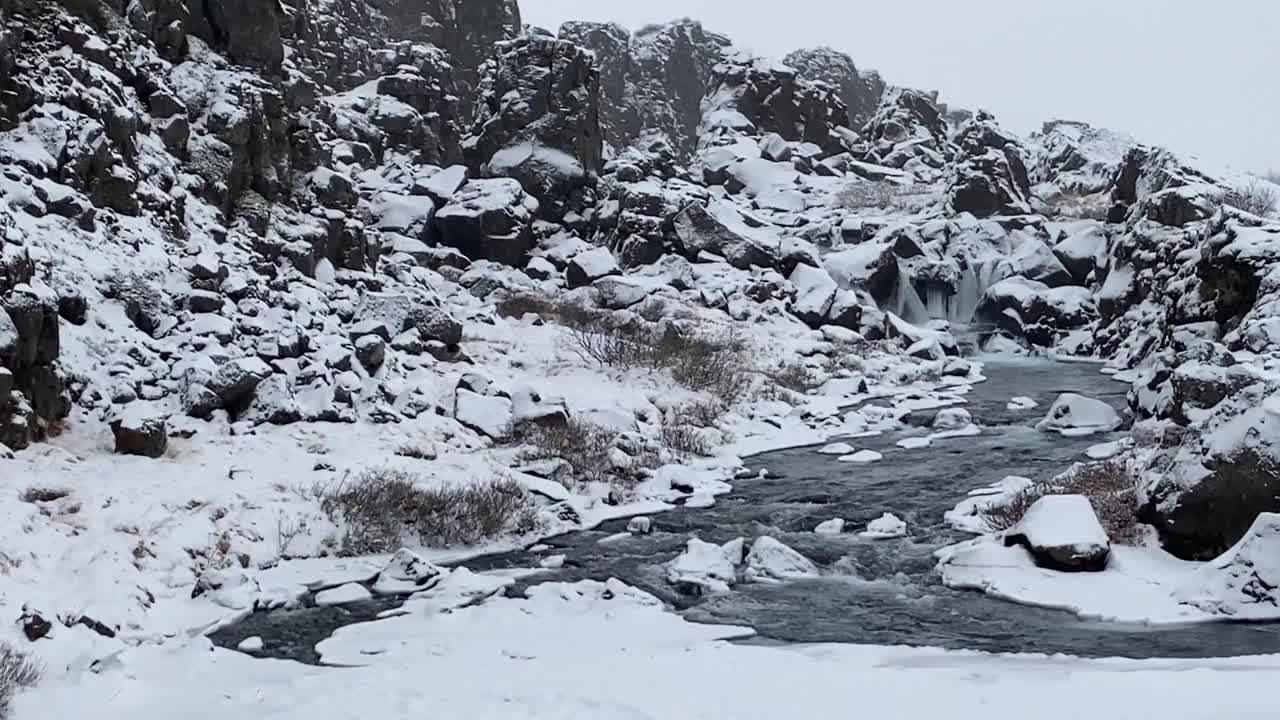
[210,359,1280,662]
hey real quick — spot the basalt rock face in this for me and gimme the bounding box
[946,111,1032,218]
[559,19,729,155]
[374,0,520,106]
[0,285,69,451]
[782,46,885,131]
[700,53,850,152]
[466,36,603,220]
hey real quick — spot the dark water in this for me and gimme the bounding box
[211,359,1280,661]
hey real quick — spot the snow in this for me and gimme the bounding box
[937,538,1220,623]
[838,450,883,463]
[1007,396,1038,411]
[1174,513,1280,620]
[314,582,373,606]
[22,575,1280,720]
[1036,393,1122,436]
[944,475,1035,534]
[897,436,932,449]
[743,536,819,582]
[1011,495,1110,556]
[860,513,908,539]
[818,442,854,455]
[814,518,846,535]
[539,554,567,569]
[1086,440,1126,459]
[666,537,745,593]
[235,636,263,652]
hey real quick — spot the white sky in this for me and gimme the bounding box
[522,0,1280,173]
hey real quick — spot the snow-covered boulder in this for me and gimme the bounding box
[627,516,653,535]
[838,450,882,463]
[788,263,838,328]
[566,247,620,289]
[673,200,779,270]
[454,389,514,439]
[666,537,745,595]
[1035,393,1122,436]
[932,408,972,431]
[814,518,845,535]
[372,549,446,595]
[743,537,818,583]
[109,405,168,458]
[1003,495,1110,572]
[435,178,537,266]
[859,513,907,539]
[1140,385,1280,560]
[817,442,854,455]
[1174,513,1280,620]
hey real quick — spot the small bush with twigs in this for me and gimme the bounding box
[516,419,659,491]
[1223,180,1278,217]
[0,644,40,719]
[765,360,825,394]
[320,469,541,555]
[983,458,1143,544]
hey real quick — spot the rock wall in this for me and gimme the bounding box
[782,46,885,131]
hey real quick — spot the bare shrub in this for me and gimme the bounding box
[519,419,620,487]
[0,644,40,718]
[835,181,903,210]
[765,360,824,394]
[395,444,437,461]
[320,469,540,554]
[19,487,70,503]
[1224,180,1278,217]
[569,321,648,371]
[659,424,712,458]
[671,399,725,429]
[981,459,1142,544]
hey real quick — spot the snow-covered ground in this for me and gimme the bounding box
[17,577,1280,720]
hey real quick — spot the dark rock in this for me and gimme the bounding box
[21,610,51,641]
[355,334,386,370]
[110,409,168,458]
[782,46,885,129]
[189,0,284,71]
[673,201,778,270]
[565,247,620,289]
[1003,495,1110,572]
[435,178,536,266]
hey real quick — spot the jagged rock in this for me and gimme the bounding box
[788,264,837,328]
[673,200,779,270]
[700,53,848,151]
[862,88,951,170]
[976,277,1095,347]
[466,37,602,220]
[243,374,300,425]
[435,178,537,266]
[188,0,284,71]
[1141,385,1280,560]
[782,46,885,129]
[109,406,168,458]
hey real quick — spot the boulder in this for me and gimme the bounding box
[372,548,446,595]
[435,178,537,266]
[743,537,818,582]
[673,200,779,270]
[565,247,620,289]
[109,406,168,458]
[208,357,272,412]
[188,0,284,71]
[1035,393,1122,436]
[782,46,885,129]
[1141,386,1280,560]
[454,389,513,439]
[788,263,837,328]
[355,335,386,370]
[1003,495,1110,572]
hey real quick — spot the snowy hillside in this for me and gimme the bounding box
[3,0,1280,716]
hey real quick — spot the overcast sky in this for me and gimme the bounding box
[522,0,1279,173]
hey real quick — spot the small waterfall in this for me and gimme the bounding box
[891,268,930,325]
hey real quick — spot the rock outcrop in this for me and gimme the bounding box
[782,46,885,130]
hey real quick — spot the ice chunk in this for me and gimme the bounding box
[814,519,846,535]
[666,537,745,594]
[315,583,373,606]
[817,442,854,455]
[744,537,819,582]
[860,513,907,539]
[838,450,883,463]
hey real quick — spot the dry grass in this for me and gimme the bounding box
[320,469,541,554]
[395,444,437,461]
[658,424,712,458]
[765,360,824,394]
[1224,180,1278,217]
[835,181,906,210]
[0,643,40,719]
[19,487,71,503]
[984,458,1143,544]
